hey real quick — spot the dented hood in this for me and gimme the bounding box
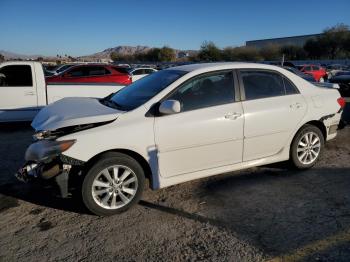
[32,97,123,131]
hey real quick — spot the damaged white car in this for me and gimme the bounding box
[16,63,345,216]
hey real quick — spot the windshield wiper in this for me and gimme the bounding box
[109,100,124,110]
[100,99,124,110]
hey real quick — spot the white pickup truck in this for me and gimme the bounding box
[0,61,125,122]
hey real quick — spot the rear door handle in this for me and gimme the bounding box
[24,91,35,96]
[225,112,242,120]
[290,102,302,109]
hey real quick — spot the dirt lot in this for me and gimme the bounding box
[0,123,349,262]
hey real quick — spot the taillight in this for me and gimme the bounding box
[337,97,346,109]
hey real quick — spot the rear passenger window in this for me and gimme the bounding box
[87,67,110,76]
[0,65,33,87]
[240,71,285,100]
[68,67,85,77]
[283,77,299,95]
[168,71,235,112]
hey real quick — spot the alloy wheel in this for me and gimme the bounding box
[297,131,321,165]
[92,165,138,209]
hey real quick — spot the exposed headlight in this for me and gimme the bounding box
[25,140,76,161]
[33,130,55,140]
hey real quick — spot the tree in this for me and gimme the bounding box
[321,23,350,59]
[36,57,44,61]
[303,39,323,59]
[110,51,121,62]
[159,46,176,62]
[146,48,161,62]
[0,54,4,62]
[198,41,222,61]
[303,23,350,59]
[259,44,281,61]
[280,45,307,60]
[222,46,261,61]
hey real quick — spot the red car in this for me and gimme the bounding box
[298,64,327,82]
[46,64,132,85]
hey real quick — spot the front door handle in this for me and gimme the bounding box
[225,112,242,120]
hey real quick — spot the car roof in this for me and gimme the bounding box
[71,64,109,67]
[131,67,155,70]
[166,62,286,73]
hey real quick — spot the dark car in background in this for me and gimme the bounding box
[329,72,350,97]
[46,64,132,85]
[48,64,76,75]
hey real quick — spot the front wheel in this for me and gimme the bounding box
[290,125,324,169]
[82,153,145,216]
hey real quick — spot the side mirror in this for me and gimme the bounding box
[159,100,181,115]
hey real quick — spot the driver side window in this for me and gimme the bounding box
[168,71,235,112]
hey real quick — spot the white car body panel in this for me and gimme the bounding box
[242,94,307,161]
[0,61,124,122]
[154,102,244,177]
[32,62,341,190]
[31,97,123,131]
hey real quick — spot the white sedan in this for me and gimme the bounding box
[129,67,157,81]
[17,62,344,216]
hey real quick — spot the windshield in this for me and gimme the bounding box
[57,64,73,73]
[107,69,187,111]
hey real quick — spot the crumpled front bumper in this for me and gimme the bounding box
[15,161,61,182]
[15,160,72,198]
[15,140,83,198]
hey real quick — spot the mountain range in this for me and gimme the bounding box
[0,50,46,60]
[1,46,198,60]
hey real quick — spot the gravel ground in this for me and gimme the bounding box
[0,123,349,262]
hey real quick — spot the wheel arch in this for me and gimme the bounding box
[84,149,154,189]
[302,120,327,140]
[290,120,327,151]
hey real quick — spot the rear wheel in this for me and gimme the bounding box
[82,153,145,216]
[290,125,324,169]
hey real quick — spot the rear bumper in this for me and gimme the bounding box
[320,112,342,141]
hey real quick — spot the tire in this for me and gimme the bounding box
[290,124,324,169]
[82,152,145,216]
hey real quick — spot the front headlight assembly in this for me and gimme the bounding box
[33,130,56,140]
[25,139,76,162]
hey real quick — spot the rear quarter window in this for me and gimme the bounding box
[283,76,300,95]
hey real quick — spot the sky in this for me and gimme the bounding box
[1,0,350,56]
